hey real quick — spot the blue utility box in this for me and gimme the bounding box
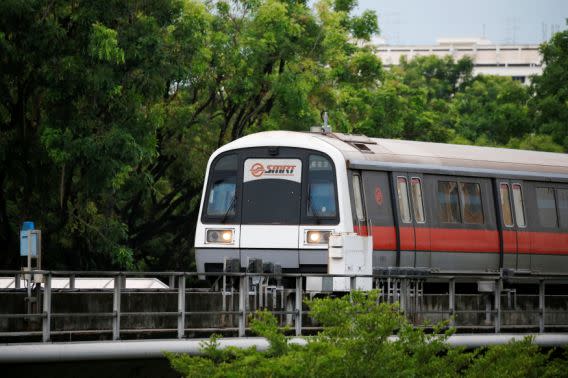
[20,221,38,257]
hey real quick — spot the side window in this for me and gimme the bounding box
[438,181,461,223]
[206,154,238,218]
[499,183,513,227]
[536,187,558,228]
[512,184,526,227]
[396,177,412,223]
[411,178,425,223]
[307,155,337,217]
[556,189,568,229]
[352,174,365,223]
[459,182,484,224]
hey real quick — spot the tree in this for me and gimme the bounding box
[450,75,533,146]
[531,20,568,151]
[0,0,382,270]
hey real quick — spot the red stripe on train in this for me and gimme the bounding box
[354,226,568,254]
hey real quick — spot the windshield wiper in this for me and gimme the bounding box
[307,187,321,224]
[221,195,236,224]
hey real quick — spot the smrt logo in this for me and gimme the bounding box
[249,162,296,177]
[250,163,265,177]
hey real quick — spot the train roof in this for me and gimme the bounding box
[223,131,568,182]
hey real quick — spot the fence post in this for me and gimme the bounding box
[494,278,501,333]
[539,280,545,333]
[295,276,303,336]
[177,275,186,339]
[238,274,247,337]
[449,278,455,328]
[113,274,122,340]
[42,274,51,342]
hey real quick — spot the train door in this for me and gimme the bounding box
[392,172,430,268]
[360,171,397,268]
[498,180,529,271]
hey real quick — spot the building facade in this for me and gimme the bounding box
[376,38,542,84]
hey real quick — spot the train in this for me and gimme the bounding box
[195,129,568,276]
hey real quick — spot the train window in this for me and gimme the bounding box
[512,184,526,227]
[206,154,238,218]
[536,187,558,228]
[352,175,365,223]
[307,155,337,218]
[438,181,461,223]
[396,177,412,223]
[459,182,484,224]
[499,184,513,227]
[410,178,425,223]
[556,189,568,228]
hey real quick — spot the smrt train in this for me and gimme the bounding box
[195,130,568,275]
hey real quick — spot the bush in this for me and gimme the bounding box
[167,291,568,377]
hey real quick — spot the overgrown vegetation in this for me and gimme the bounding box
[0,1,567,270]
[167,291,568,377]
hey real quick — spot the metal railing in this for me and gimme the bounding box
[0,270,567,343]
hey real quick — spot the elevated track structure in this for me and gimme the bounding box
[1,270,567,344]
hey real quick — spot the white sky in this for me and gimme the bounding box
[356,0,568,45]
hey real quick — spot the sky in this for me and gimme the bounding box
[356,0,568,45]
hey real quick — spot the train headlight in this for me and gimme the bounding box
[206,229,234,244]
[306,230,331,245]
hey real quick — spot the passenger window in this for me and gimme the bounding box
[512,184,526,227]
[206,154,237,217]
[397,177,412,223]
[352,175,365,223]
[499,183,513,227]
[556,189,568,229]
[459,182,484,224]
[411,178,425,223]
[536,187,558,228]
[307,155,337,217]
[438,181,461,223]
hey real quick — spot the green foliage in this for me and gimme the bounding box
[0,2,566,271]
[531,20,568,150]
[167,291,568,377]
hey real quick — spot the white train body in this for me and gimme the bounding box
[195,130,568,275]
[195,131,351,273]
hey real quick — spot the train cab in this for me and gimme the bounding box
[194,131,351,274]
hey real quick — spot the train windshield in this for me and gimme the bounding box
[202,149,339,225]
[205,154,238,220]
[242,158,302,224]
[307,155,337,218]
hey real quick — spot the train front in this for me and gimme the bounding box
[194,132,349,275]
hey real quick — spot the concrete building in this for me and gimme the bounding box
[376,38,542,84]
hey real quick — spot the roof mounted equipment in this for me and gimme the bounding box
[310,112,332,134]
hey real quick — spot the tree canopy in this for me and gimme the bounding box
[0,2,566,270]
